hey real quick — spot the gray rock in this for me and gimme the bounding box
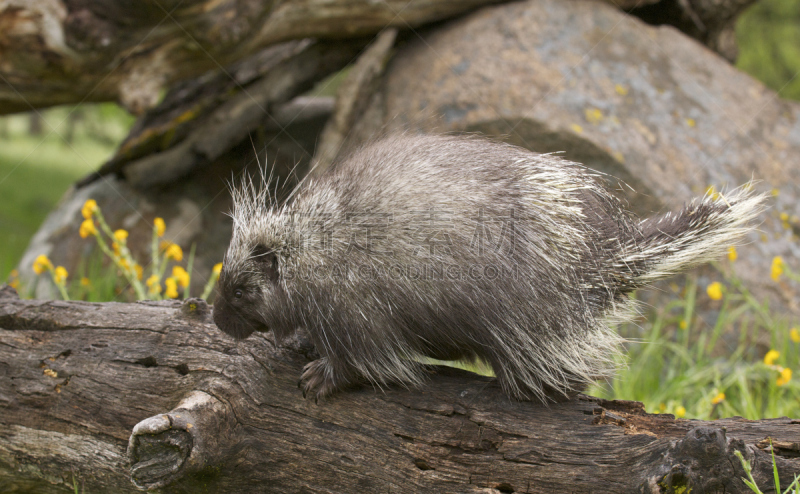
[355,0,799,311]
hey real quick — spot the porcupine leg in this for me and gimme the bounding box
[299,357,360,401]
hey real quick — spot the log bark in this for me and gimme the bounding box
[79,38,364,190]
[0,0,756,116]
[0,0,505,115]
[1,285,799,493]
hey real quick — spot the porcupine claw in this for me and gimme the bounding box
[299,357,345,402]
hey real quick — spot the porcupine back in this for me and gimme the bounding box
[233,134,765,401]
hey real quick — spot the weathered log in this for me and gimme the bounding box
[0,0,505,115]
[94,38,364,190]
[311,28,398,177]
[1,285,799,493]
[0,0,756,116]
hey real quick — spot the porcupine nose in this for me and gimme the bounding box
[212,295,257,340]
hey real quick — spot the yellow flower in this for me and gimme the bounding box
[771,256,784,282]
[777,367,792,386]
[119,258,130,271]
[172,266,190,288]
[764,349,780,366]
[146,274,161,294]
[81,199,98,219]
[213,262,223,275]
[727,246,737,262]
[9,270,20,289]
[79,219,97,238]
[780,212,789,222]
[165,277,179,299]
[706,282,723,301]
[771,188,780,197]
[675,406,686,418]
[165,243,183,262]
[33,254,53,275]
[53,266,68,285]
[685,118,696,128]
[134,264,143,280]
[112,242,121,256]
[679,320,687,330]
[80,277,91,287]
[658,403,666,413]
[791,328,800,343]
[113,229,129,242]
[711,392,725,405]
[154,217,166,237]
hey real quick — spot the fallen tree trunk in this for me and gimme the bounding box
[0,0,505,115]
[0,0,755,115]
[1,285,798,493]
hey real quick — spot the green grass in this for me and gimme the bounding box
[737,0,800,100]
[0,104,132,280]
[587,267,800,421]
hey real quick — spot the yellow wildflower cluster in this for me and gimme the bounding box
[777,368,793,387]
[764,349,780,366]
[173,266,190,288]
[727,246,737,262]
[711,392,725,405]
[79,219,97,238]
[164,242,183,262]
[146,274,161,295]
[764,349,794,386]
[791,328,800,343]
[8,269,20,290]
[154,217,166,237]
[33,254,52,274]
[675,406,686,418]
[31,254,70,300]
[28,199,221,302]
[706,282,723,301]
[771,256,784,282]
[165,278,179,299]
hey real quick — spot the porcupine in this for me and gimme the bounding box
[212,134,765,402]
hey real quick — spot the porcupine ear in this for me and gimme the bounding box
[251,244,279,283]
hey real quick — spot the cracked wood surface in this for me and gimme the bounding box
[1,286,799,493]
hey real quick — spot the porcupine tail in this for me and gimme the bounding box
[617,184,767,290]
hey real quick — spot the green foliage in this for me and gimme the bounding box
[737,0,800,101]
[735,444,800,494]
[587,264,800,421]
[0,103,132,280]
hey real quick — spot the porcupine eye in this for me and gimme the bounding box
[234,289,243,299]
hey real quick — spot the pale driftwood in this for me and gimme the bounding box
[1,285,799,493]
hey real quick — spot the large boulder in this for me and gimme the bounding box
[349,0,799,311]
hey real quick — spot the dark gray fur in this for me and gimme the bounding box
[213,134,765,401]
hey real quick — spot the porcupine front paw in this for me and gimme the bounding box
[299,357,351,402]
